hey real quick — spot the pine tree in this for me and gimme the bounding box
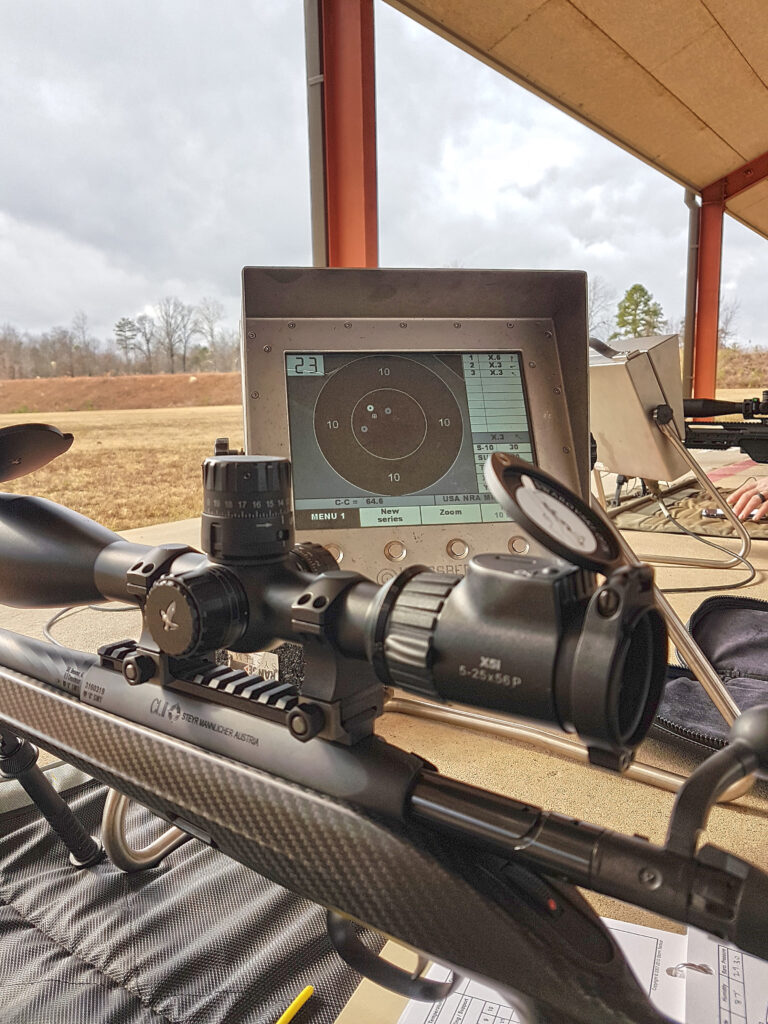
[612,284,665,338]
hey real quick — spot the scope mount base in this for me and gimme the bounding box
[97,639,383,746]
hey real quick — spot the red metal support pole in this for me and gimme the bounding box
[320,0,378,267]
[691,194,724,399]
[690,148,768,398]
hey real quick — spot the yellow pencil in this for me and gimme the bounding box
[276,984,314,1024]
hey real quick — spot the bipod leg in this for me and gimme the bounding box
[0,727,103,868]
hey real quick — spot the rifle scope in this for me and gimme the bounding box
[0,453,667,768]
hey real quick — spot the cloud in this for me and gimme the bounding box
[0,1,312,335]
[0,211,235,333]
[0,0,765,348]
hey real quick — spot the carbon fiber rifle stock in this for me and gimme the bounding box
[1,426,768,1024]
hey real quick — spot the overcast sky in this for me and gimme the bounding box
[1,1,766,347]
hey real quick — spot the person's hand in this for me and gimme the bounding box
[727,477,768,521]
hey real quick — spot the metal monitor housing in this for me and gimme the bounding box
[241,267,588,584]
[589,334,687,482]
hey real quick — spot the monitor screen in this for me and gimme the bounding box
[285,350,535,531]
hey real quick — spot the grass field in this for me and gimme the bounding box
[0,406,244,531]
[0,377,760,533]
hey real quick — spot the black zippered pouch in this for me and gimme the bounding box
[654,596,768,751]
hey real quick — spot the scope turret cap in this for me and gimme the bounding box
[144,566,247,657]
[201,455,293,563]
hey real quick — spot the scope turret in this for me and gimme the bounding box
[201,453,293,564]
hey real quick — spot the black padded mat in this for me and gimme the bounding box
[0,782,378,1024]
[657,596,768,749]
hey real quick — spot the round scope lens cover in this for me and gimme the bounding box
[0,423,74,482]
[484,452,622,572]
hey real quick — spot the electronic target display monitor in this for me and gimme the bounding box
[285,350,534,532]
[242,268,588,584]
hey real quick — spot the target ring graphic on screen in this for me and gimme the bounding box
[313,356,463,495]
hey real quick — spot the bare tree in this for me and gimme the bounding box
[179,304,200,373]
[718,297,741,348]
[71,310,100,376]
[57,324,77,377]
[0,324,26,379]
[197,298,223,337]
[195,298,243,371]
[0,300,240,380]
[215,327,241,372]
[134,314,156,373]
[31,327,71,377]
[52,326,79,376]
[588,276,616,339]
[156,296,198,373]
[156,298,181,373]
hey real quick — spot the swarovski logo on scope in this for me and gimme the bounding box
[160,601,180,632]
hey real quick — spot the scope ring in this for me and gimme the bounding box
[101,788,191,872]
